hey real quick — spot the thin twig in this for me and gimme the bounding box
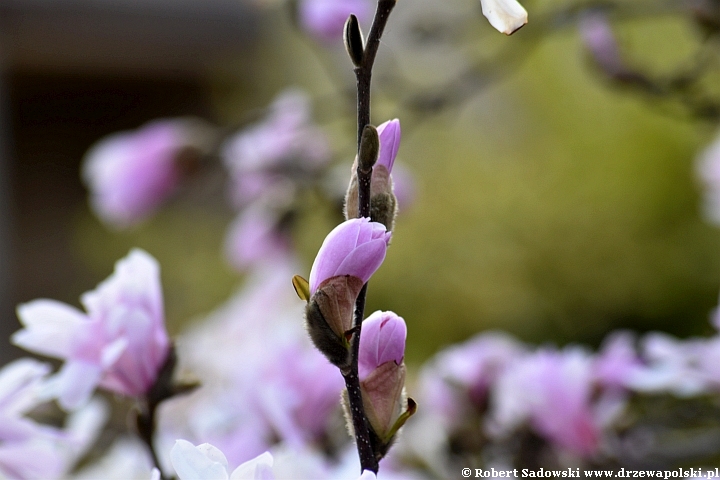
[342,0,397,474]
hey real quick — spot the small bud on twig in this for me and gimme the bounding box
[358,125,379,173]
[344,14,365,67]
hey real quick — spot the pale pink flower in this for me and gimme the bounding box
[626,332,707,396]
[13,249,170,409]
[593,331,644,389]
[222,90,330,207]
[82,119,212,229]
[160,262,345,467]
[490,348,600,456]
[418,332,525,428]
[224,205,293,271]
[0,359,107,479]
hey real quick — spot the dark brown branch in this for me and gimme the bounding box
[343,0,397,474]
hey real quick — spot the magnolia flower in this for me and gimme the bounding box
[309,218,391,295]
[222,90,330,207]
[82,118,213,229]
[593,331,644,389]
[159,262,344,466]
[489,348,601,456]
[0,359,108,479]
[625,332,707,396]
[418,332,525,428]
[13,249,171,410]
[170,440,274,480]
[297,0,372,42]
[480,0,528,35]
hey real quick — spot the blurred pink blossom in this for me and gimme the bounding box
[297,0,373,43]
[224,205,293,271]
[626,332,708,396]
[489,348,601,457]
[13,249,170,409]
[0,359,107,479]
[418,332,525,427]
[160,262,345,467]
[82,119,212,229]
[593,331,644,389]
[223,90,330,208]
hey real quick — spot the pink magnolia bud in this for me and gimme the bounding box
[358,311,409,447]
[345,120,402,229]
[308,218,391,295]
[359,311,407,381]
[375,119,401,174]
[13,249,171,409]
[304,219,391,368]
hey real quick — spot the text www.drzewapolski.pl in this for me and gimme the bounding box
[461,468,717,479]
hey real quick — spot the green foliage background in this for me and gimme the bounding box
[74,2,720,365]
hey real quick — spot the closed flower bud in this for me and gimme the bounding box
[359,310,406,381]
[357,311,414,456]
[304,219,391,367]
[345,119,402,230]
[308,218,391,295]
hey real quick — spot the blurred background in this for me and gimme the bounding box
[1,0,720,368]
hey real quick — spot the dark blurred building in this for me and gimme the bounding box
[0,0,259,362]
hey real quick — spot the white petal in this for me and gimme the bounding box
[54,361,103,411]
[13,300,87,359]
[480,0,528,35]
[0,358,50,408]
[170,439,229,480]
[229,452,274,480]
